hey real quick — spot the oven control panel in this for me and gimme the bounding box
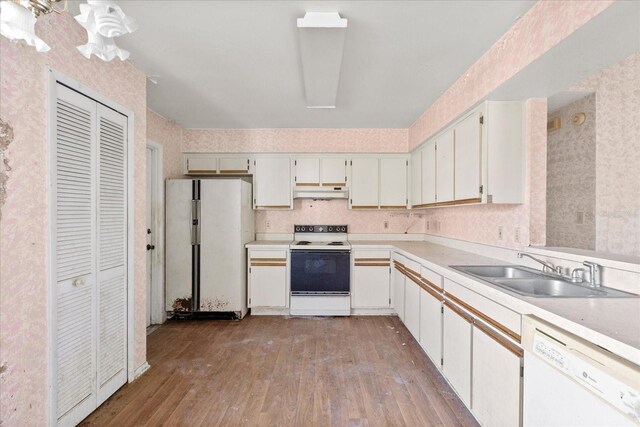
[294,225,348,233]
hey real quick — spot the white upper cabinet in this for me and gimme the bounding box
[186,156,218,174]
[219,157,250,174]
[380,158,408,208]
[295,158,320,185]
[321,157,347,186]
[454,112,482,201]
[421,140,436,204]
[253,157,292,209]
[410,150,422,207]
[350,158,379,208]
[436,129,455,203]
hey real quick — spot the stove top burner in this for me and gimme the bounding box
[297,241,311,245]
[328,242,344,246]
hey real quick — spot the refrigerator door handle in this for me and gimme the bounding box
[191,199,201,245]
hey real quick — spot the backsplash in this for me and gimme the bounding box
[255,199,426,234]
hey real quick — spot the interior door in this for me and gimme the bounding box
[53,83,98,427]
[146,148,153,327]
[95,104,128,404]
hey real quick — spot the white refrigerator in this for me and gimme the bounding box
[166,178,254,319]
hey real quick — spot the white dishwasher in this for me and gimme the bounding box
[522,315,640,427]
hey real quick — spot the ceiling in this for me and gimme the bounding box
[76,1,536,129]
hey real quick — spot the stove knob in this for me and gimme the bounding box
[341,226,346,232]
[328,226,333,232]
[309,226,314,232]
[295,226,300,232]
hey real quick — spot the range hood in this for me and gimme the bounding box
[293,185,349,200]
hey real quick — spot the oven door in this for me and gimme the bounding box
[290,250,351,295]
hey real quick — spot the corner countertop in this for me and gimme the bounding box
[245,239,640,364]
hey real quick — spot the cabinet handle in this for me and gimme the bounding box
[444,300,473,323]
[354,263,390,267]
[72,277,85,287]
[251,263,286,267]
[354,258,390,262]
[474,319,524,358]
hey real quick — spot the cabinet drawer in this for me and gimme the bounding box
[353,250,391,266]
[249,249,288,265]
[444,278,521,341]
[403,258,421,278]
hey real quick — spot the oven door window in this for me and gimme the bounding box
[291,251,350,294]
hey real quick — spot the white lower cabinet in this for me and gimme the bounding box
[248,250,288,308]
[392,255,406,321]
[442,302,473,408]
[352,250,391,308]
[472,322,523,427]
[419,286,443,368]
[403,275,421,340]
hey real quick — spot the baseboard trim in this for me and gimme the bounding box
[133,362,150,380]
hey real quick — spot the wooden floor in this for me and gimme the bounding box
[81,315,478,426]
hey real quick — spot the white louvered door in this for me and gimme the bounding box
[95,105,128,404]
[54,84,98,427]
[52,83,128,426]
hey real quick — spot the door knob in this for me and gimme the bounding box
[146,244,155,251]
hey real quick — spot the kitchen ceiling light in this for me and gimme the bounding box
[0,0,53,52]
[297,12,348,109]
[74,0,136,61]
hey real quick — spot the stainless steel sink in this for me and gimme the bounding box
[450,265,638,298]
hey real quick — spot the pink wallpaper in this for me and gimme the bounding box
[147,109,184,179]
[570,53,640,257]
[183,128,408,153]
[0,12,147,425]
[408,0,614,150]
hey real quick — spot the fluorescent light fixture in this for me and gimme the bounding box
[297,12,348,108]
[0,0,50,52]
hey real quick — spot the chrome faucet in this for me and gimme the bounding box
[517,253,562,275]
[583,261,602,287]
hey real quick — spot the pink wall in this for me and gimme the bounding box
[147,109,184,179]
[408,0,614,150]
[0,13,147,425]
[183,128,408,153]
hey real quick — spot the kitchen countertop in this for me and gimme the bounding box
[246,239,640,364]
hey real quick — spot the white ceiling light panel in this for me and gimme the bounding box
[297,12,347,109]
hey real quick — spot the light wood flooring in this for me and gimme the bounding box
[81,315,478,426]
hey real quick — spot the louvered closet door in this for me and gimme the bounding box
[54,84,98,426]
[95,104,127,404]
[53,83,129,426]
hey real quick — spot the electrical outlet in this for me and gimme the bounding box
[265,220,271,230]
[514,226,520,243]
[383,220,389,229]
[498,226,504,240]
[426,221,430,231]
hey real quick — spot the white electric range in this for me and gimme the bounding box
[289,225,351,316]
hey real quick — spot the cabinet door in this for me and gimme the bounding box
[436,129,455,203]
[219,157,250,174]
[249,265,287,307]
[350,158,379,208]
[352,264,391,308]
[254,158,292,208]
[295,158,320,185]
[410,150,422,207]
[380,158,408,208]
[421,141,436,204]
[472,322,522,427]
[455,112,482,201]
[392,263,406,321]
[443,302,473,407]
[321,158,347,186]
[419,287,443,368]
[187,156,217,174]
[404,276,421,339]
